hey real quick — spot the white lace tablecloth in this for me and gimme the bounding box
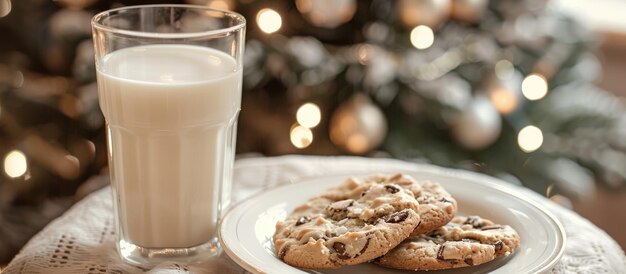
[4,156,626,274]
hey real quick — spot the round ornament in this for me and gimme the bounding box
[329,93,388,154]
[396,0,451,28]
[451,95,501,150]
[296,0,357,29]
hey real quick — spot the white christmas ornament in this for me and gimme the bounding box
[452,96,502,150]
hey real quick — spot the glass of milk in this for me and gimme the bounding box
[91,5,245,266]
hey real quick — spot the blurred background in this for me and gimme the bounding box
[0,0,625,266]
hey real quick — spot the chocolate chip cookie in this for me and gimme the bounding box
[323,173,457,235]
[412,180,458,235]
[273,182,421,269]
[377,215,521,271]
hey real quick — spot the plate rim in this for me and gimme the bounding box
[219,166,567,274]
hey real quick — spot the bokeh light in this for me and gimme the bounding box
[521,73,548,100]
[357,44,371,65]
[257,8,282,34]
[518,125,543,152]
[290,124,313,149]
[4,150,27,178]
[489,87,518,114]
[296,103,321,128]
[410,25,434,50]
[495,60,514,80]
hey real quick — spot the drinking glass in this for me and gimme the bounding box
[92,5,245,266]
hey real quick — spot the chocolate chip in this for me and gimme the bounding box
[384,210,409,223]
[278,244,291,260]
[333,242,346,253]
[437,245,446,260]
[439,197,453,204]
[295,216,310,226]
[481,225,503,231]
[385,185,400,194]
[333,242,350,259]
[494,240,503,252]
[464,257,474,266]
[361,190,368,196]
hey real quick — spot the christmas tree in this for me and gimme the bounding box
[235,0,626,200]
[0,0,625,263]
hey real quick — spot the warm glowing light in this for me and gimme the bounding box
[357,44,371,65]
[290,124,313,149]
[489,87,518,114]
[296,103,321,128]
[257,8,282,34]
[495,60,514,80]
[4,150,27,178]
[521,74,548,101]
[518,125,543,153]
[410,25,434,50]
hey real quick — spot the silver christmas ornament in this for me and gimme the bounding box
[452,95,502,150]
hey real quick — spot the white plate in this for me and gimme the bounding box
[219,169,566,274]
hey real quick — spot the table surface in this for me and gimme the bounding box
[3,155,626,274]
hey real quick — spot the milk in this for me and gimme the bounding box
[97,45,242,248]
